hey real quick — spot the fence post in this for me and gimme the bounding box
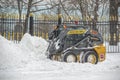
[29,13,34,36]
[58,4,62,26]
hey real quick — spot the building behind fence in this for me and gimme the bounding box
[0,14,120,53]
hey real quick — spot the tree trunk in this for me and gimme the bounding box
[17,0,22,23]
[23,0,33,34]
[93,0,99,30]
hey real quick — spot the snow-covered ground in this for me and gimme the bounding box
[0,33,120,80]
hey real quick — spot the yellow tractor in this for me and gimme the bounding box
[46,24,106,64]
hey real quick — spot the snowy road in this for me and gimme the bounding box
[0,71,120,80]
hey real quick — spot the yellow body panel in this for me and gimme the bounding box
[67,30,86,35]
[94,44,106,62]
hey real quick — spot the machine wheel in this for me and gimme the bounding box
[49,54,61,61]
[49,54,56,60]
[83,51,98,64]
[63,52,77,63]
[48,54,53,60]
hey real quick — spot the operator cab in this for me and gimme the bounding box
[58,24,89,49]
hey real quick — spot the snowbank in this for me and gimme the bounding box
[20,33,48,59]
[0,35,25,70]
[0,33,48,71]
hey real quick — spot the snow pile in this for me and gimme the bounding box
[20,33,48,59]
[0,33,48,70]
[0,35,25,70]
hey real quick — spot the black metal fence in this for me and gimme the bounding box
[0,14,120,53]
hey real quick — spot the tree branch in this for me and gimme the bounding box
[32,0,44,5]
[30,3,59,13]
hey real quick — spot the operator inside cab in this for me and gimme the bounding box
[57,24,68,43]
[48,25,61,40]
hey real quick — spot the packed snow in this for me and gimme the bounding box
[0,33,120,80]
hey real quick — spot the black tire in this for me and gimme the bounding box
[49,54,59,61]
[48,54,53,60]
[83,51,98,64]
[63,52,77,63]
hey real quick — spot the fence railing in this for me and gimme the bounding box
[0,14,120,53]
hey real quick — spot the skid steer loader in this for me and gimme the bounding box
[46,24,106,64]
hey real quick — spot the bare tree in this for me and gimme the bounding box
[65,0,109,29]
[0,0,17,13]
[21,0,45,33]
